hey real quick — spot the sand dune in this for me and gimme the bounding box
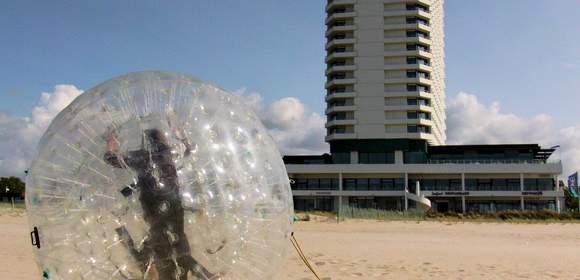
[2,214,579,279]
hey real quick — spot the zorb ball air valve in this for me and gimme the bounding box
[26,71,294,280]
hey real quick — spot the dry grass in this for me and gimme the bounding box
[0,201,26,216]
[426,209,580,223]
[298,208,580,224]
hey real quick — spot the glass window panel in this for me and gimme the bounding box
[356,178,369,190]
[331,178,339,190]
[294,179,307,190]
[394,178,405,190]
[449,179,461,190]
[332,152,350,164]
[537,179,554,191]
[307,179,319,190]
[369,153,386,164]
[465,179,477,191]
[385,152,395,164]
[344,179,356,190]
[381,179,394,190]
[319,179,331,190]
[369,178,381,190]
[359,152,369,164]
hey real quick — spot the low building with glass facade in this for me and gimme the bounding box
[284,142,564,213]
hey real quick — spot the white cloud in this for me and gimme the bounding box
[232,87,262,113]
[447,92,580,178]
[7,86,575,180]
[236,89,328,155]
[0,85,327,177]
[0,85,82,177]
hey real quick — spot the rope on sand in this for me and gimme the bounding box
[290,232,322,280]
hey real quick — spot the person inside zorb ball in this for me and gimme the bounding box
[25,71,294,280]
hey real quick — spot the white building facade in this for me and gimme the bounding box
[284,0,565,213]
[325,0,446,144]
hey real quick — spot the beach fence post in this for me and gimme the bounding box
[338,172,343,223]
[11,197,15,209]
[337,197,341,224]
[404,173,409,212]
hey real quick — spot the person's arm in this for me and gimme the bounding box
[173,127,192,157]
[104,132,124,168]
[183,139,192,157]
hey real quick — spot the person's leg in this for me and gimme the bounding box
[181,256,214,280]
[115,226,151,271]
[154,257,179,279]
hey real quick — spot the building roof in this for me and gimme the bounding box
[283,143,557,164]
[428,144,556,161]
[283,154,331,164]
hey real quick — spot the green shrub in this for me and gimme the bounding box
[338,206,425,221]
[428,209,580,222]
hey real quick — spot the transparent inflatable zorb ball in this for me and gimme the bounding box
[26,71,294,280]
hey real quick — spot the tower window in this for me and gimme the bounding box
[406,17,430,26]
[332,34,346,40]
[407,98,431,106]
[407,111,431,120]
[329,87,346,94]
[406,44,430,52]
[406,4,429,12]
[407,125,431,133]
[406,30,430,39]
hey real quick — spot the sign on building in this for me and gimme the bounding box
[568,172,578,197]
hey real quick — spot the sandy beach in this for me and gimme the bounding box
[282,219,580,280]
[2,213,579,279]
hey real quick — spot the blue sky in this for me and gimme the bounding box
[1,0,580,127]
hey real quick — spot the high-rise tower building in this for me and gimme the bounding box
[325,0,446,147]
[283,0,563,215]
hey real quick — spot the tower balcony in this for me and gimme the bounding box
[384,63,432,72]
[383,9,430,18]
[383,49,432,59]
[383,90,431,98]
[326,25,356,37]
[384,131,434,140]
[325,51,356,62]
[384,104,433,112]
[325,105,357,115]
[325,133,357,141]
[384,77,432,85]
[326,0,356,12]
[325,12,356,25]
[384,0,431,5]
[325,78,356,88]
[326,64,356,75]
[383,23,431,33]
[326,91,356,101]
[384,118,433,126]
[384,36,432,45]
[325,119,357,128]
[325,38,356,50]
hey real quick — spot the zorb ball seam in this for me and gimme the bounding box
[26,71,294,280]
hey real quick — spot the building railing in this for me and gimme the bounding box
[427,159,558,165]
[407,33,430,39]
[291,187,558,192]
[384,8,430,14]
[286,159,560,165]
